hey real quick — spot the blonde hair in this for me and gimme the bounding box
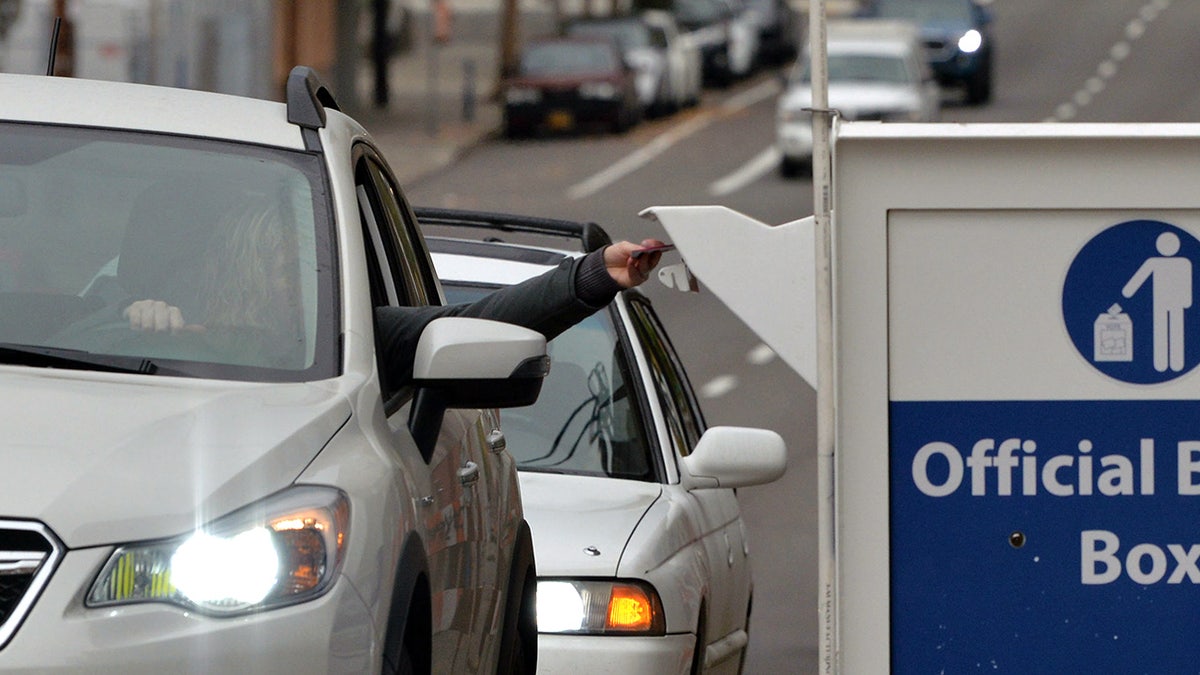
[199,196,298,333]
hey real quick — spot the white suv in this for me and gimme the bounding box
[0,69,541,673]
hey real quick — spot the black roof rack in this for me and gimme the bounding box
[286,66,339,151]
[413,206,613,253]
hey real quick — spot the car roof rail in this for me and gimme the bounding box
[413,206,613,253]
[286,66,339,150]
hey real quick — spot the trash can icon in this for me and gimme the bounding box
[1094,303,1132,362]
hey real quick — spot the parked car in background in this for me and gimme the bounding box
[504,36,644,137]
[420,207,787,675]
[745,0,801,65]
[564,13,701,115]
[777,19,940,177]
[653,0,759,86]
[857,0,995,104]
[0,68,543,673]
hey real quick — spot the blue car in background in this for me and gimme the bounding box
[858,0,994,105]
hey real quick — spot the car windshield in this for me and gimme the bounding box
[674,0,727,26]
[519,42,619,76]
[445,283,656,481]
[795,53,912,84]
[869,0,971,23]
[567,21,653,50]
[0,122,336,381]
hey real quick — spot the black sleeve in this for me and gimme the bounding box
[374,249,620,387]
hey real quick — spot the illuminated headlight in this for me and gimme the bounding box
[506,87,542,104]
[579,82,618,100]
[958,29,983,54]
[87,486,349,616]
[536,579,665,635]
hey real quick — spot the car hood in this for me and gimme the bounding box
[0,368,350,548]
[780,82,921,118]
[518,472,662,577]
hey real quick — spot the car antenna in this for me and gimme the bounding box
[46,17,61,76]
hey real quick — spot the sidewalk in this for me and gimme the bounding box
[350,8,556,187]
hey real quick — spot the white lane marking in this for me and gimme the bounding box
[720,78,783,113]
[566,78,783,200]
[709,146,782,196]
[747,342,777,366]
[701,374,739,399]
[1046,0,1171,122]
[566,113,714,200]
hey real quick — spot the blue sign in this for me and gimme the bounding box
[1063,219,1200,384]
[890,220,1200,670]
[891,400,1200,672]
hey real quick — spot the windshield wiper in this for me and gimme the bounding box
[0,343,158,375]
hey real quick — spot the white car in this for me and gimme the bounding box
[420,207,787,674]
[776,19,941,177]
[0,69,543,673]
[670,0,760,86]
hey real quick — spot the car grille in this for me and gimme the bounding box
[0,521,63,650]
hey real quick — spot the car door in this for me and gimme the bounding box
[352,145,500,671]
[624,296,751,650]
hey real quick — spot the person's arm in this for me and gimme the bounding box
[374,240,664,387]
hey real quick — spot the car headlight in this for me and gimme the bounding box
[958,29,983,54]
[87,486,349,616]
[579,82,618,100]
[536,579,665,635]
[506,86,542,104]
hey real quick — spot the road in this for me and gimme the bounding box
[405,0,1200,671]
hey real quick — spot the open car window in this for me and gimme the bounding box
[0,122,337,382]
[444,282,658,481]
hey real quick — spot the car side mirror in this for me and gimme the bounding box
[681,426,787,490]
[408,317,549,461]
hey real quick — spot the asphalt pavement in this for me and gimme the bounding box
[350,8,556,188]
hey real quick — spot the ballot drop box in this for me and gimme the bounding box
[833,123,1200,672]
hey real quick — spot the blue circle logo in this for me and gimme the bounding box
[1063,219,1200,384]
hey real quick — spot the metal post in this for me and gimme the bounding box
[809,0,836,673]
[425,0,440,137]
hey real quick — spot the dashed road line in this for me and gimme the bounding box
[1046,0,1171,122]
[566,78,783,200]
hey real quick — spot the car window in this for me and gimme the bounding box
[625,298,706,456]
[443,282,657,481]
[794,53,912,84]
[869,0,971,22]
[354,148,441,402]
[520,41,619,75]
[0,122,336,381]
[354,150,438,308]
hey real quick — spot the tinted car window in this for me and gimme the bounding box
[567,20,652,50]
[796,54,913,84]
[0,122,335,381]
[519,41,620,76]
[870,0,972,22]
[444,283,655,481]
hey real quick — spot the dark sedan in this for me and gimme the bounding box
[503,37,643,137]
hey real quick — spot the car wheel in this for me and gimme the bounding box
[383,544,431,675]
[495,522,537,674]
[965,61,993,105]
